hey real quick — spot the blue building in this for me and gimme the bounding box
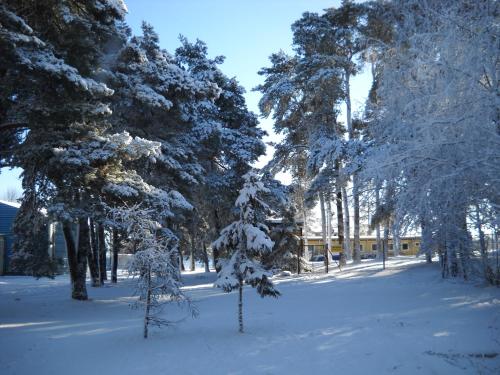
[0,200,67,275]
[0,200,20,274]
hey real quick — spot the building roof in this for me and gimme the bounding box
[306,235,421,240]
[0,200,21,209]
[0,200,49,215]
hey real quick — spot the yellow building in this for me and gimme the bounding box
[306,236,421,257]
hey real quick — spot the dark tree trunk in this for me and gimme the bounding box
[421,217,432,263]
[475,205,494,283]
[88,219,100,286]
[353,174,361,263]
[383,225,389,270]
[70,219,90,300]
[238,281,244,333]
[213,209,222,272]
[190,234,196,272]
[440,249,447,278]
[319,193,327,260]
[63,222,78,288]
[63,220,89,300]
[375,183,382,259]
[144,269,151,339]
[178,246,185,271]
[98,224,107,282]
[341,186,350,266]
[202,243,210,273]
[298,227,303,274]
[325,198,333,273]
[212,247,220,273]
[87,248,100,287]
[459,212,470,281]
[335,182,344,268]
[447,240,459,278]
[111,228,120,283]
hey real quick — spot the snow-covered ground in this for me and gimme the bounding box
[0,257,498,374]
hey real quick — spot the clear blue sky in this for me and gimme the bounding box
[0,0,372,196]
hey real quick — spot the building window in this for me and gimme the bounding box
[359,244,363,251]
[402,243,409,250]
[371,244,377,251]
[415,242,420,247]
[389,244,394,250]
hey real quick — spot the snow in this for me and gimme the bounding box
[243,223,274,252]
[104,0,128,17]
[1,257,498,374]
[0,200,21,209]
[104,183,139,197]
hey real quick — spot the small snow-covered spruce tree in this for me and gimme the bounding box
[213,172,280,333]
[110,204,196,338]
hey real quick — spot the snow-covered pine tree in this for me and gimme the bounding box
[256,50,337,270]
[0,1,126,285]
[10,190,58,277]
[260,174,305,273]
[48,131,166,299]
[265,203,304,273]
[175,37,266,269]
[213,172,280,333]
[109,203,196,338]
[292,2,374,264]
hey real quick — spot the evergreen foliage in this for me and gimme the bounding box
[213,172,280,333]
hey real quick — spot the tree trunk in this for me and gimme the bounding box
[319,193,327,261]
[383,225,389,270]
[458,210,471,281]
[352,173,361,263]
[213,209,222,272]
[144,269,151,339]
[298,229,303,274]
[342,186,351,264]
[421,217,432,263]
[88,219,100,286]
[392,219,401,256]
[111,228,120,283]
[63,222,87,300]
[375,183,382,260]
[301,193,309,269]
[70,218,90,300]
[238,281,244,333]
[98,224,107,282]
[447,243,458,278]
[345,70,359,264]
[335,182,344,267]
[475,205,493,283]
[178,246,185,272]
[325,197,333,273]
[190,233,196,272]
[202,243,210,273]
[425,249,432,263]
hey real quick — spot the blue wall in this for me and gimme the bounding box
[0,201,20,272]
[0,201,69,274]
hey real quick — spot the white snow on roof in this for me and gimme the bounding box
[0,200,21,209]
[306,235,421,240]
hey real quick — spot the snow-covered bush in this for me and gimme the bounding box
[110,204,196,338]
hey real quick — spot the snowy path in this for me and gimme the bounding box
[0,257,499,374]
